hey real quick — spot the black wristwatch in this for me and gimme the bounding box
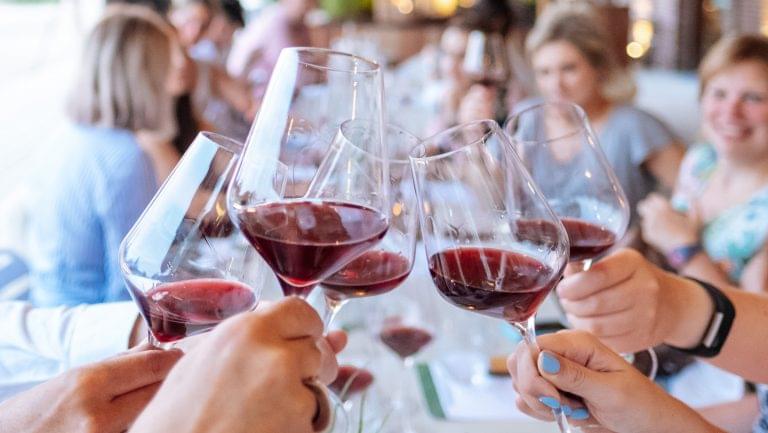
[669,278,735,358]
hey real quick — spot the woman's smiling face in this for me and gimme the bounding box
[701,60,768,163]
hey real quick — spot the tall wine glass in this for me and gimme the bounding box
[229,47,389,300]
[120,132,267,349]
[409,120,573,432]
[310,120,420,327]
[504,101,658,379]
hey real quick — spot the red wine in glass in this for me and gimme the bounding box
[560,217,616,262]
[322,250,411,301]
[428,247,558,323]
[379,324,433,359]
[329,365,375,397]
[128,278,257,343]
[235,199,388,297]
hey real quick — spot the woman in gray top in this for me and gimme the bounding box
[522,2,684,216]
[459,1,684,221]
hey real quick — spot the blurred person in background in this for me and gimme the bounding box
[637,34,768,432]
[26,6,180,306]
[226,0,314,101]
[419,0,530,136]
[461,1,683,226]
[171,0,253,141]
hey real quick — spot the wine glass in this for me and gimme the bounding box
[463,30,510,87]
[369,290,437,433]
[120,132,267,349]
[228,47,388,300]
[310,120,420,327]
[409,120,573,432]
[504,101,658,379]
[462,30,510,120]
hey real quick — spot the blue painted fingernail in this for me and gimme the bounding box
[538,396,560,409]
[540,352,560,374]
[561,405,573,416]
[570,408,590,420]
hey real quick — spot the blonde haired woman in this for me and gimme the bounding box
[27,5,181,306]
[521,1,684,221]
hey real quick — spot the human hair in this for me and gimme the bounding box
[66,5,175,132]
[525,1,636,103]
[220,0,244,27]
[451,0,516,35]
[698,34,768,96]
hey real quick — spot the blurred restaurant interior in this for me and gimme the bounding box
[4,0,768,432]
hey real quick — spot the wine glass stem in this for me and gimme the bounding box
[322,295,347,329]
[574,259,593,272]
[398,355,417,433]
[512,317,573,433]
[147,330,175,350]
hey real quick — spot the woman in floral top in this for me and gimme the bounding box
[638,35,768,432]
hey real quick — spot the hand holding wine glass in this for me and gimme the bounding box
[409,120,573,432]
[507,330,720,432]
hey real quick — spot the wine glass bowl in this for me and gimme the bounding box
[229,48,389,300]
[410,120,569,327]
[504,101,629,269]
[120,132,266,347]
[313,121,420,325]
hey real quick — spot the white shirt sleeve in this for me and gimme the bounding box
[0,301,139,402]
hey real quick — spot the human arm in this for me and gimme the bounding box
[643,141,685,191]
[0,346,182,433]
[210,65,254,115]
[697,394,759,433]
[558,248,768,383]
[507,330,723,432]
[638,193,734,289]
[0,301,142,400]
[737,243,768,294]
[130,297,340,433]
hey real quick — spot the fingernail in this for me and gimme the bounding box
[538,396,560,409]
[561,405,573,416]
[569,408,590,420]
[540,352,560,374]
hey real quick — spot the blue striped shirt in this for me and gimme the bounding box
[27,124,157,306]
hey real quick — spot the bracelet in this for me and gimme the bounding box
[669,278,735,358]
[667,244,702,269]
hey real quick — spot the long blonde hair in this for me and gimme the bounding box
[67,5,175,132]
[525,1,636,104]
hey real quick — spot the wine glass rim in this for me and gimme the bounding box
[200,131,243,155]
[409,119,497,162]
[502,101,589,145]
[287,47,380,74]
[339,119,420,165]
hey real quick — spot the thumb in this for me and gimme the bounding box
[537,351,618,402]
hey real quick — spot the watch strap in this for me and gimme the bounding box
[669,278,735,358]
